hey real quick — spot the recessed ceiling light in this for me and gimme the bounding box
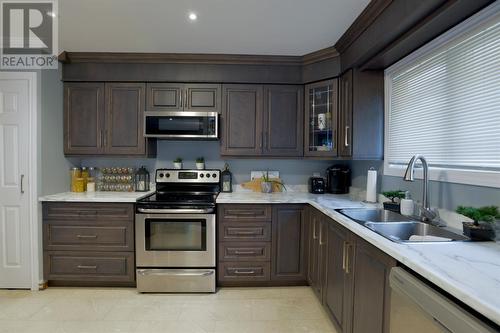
[188,12,197,21]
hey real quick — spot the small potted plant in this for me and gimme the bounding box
[456,206,499,241]
[173,157,183,169]
[260,171,286,193]
[196,157,205,170]
[381,190,406,213]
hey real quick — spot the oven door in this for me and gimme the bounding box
[144,111,218,139]
[135,213,215,267]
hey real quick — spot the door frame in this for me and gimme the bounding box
[0,71,39,290]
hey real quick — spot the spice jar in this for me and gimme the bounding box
[86,177,96,192]
[70,167,81,192]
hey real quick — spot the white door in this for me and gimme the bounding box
[0,72,33,288]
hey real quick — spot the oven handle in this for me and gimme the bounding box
[137,208,214,214]
[137,269,214,277]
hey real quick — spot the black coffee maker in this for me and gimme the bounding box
[326,165,351,194]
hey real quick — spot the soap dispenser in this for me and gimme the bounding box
[400,191,414,216]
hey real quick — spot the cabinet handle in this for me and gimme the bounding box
[344,126,350,147]
[233,269,255,275]
[233,230,260,235]
[342,241,347,271]
[20,174,25,194]
[312,220,318,240]
[319,225,325,246]
[77,235,98,239]
[77,265,97,270]
[103,130,108,147]
[345,243,352,274]
[184,90,188,108]
[98,131,103,148]
[179,90,183,108]
[234,250,257,255]
[78,210,97,216]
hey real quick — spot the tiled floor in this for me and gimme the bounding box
[0,286,338,333]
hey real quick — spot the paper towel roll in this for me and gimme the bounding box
[366,168,377,203]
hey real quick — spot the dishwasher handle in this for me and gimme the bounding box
[389,267,497,333]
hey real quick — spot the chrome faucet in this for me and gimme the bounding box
[403,155,439,223]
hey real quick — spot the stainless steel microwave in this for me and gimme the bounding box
[144,111,218,139]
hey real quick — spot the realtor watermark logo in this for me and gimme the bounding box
[1,0,58,69]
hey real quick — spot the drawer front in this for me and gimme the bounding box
[219,223,271,242]
[218,262,270,281]
[43,203,134,221]
[44,251,135,282]
[219,242,271,262]
[219,204,271,222]
[44,224,134,251]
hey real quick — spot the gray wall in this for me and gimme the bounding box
[81,141,333,186]
[40,68,78,195]
[348,160,500,211]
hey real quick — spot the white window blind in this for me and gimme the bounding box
[384,3,500,188]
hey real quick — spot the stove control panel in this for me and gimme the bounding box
[156,169,220,183]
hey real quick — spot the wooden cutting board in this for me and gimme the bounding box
[241,178,284,192]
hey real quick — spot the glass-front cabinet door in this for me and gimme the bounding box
[304,79,338,157]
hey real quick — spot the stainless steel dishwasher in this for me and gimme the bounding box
[389,267,498,333]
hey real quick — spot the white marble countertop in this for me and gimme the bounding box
[39,191,154,203]
[217,191,500,326]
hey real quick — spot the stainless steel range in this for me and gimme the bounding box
[135,169,220,293]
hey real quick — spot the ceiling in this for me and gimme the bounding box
[58,0,369,56]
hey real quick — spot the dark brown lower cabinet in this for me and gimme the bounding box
[307,207,326,299]
[271,205,307,282]
[350,237,396,333]
[324,220,351,333]
[42,202,136,286]
[307,207,396,333]
[217,204,307,286]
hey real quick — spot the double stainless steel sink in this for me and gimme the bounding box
[338,208,469,243]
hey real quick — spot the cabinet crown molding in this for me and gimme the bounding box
[334,0,393,53]
[58,48,339,67]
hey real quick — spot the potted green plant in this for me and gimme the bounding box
[260,171,286,193]
[456,206,499,241]
[196,157,205,170]
[381,190,406,213]
[173,157,183,170]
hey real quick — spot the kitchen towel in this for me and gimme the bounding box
[366,167,377,203]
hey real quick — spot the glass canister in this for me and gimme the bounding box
[81,167,89,191]
[74,177,85,192]
[70,167,81,192]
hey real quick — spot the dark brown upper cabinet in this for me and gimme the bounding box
[221,84,264,156]
[304,79,339,158]
[64,83,105,155]
[146,83,221,112]
[263,85,304,157]
[105,83,146,155]
[64,82,152,156]
[339,70,353,157]
[339,69,384,160]
[271,205,306,282]
[146,83,182,111]
[221,84,303,157]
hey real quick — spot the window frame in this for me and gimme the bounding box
[383,3,500,189]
